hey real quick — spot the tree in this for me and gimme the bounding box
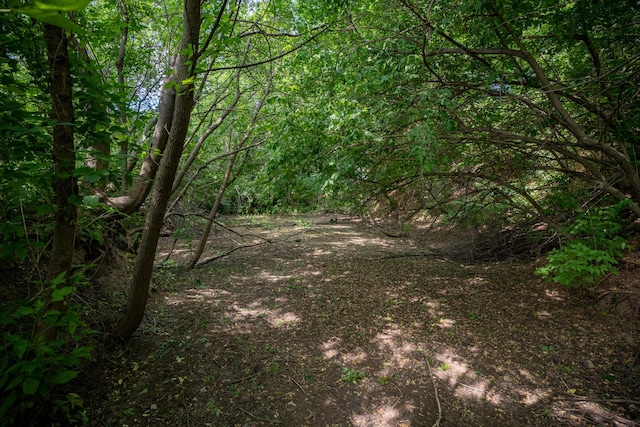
[113,0,332,338]
[256,0,640,228]
[114,0,202,340]
[40,22,78,338]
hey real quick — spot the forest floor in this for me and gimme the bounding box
[84,214,640,427]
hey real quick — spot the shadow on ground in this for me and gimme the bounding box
[85,215,640,426]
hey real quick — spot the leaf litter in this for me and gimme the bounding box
[84,215,640,426]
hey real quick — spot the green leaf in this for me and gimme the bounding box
[20,360,40,376]
[51,286,74,302]
[12,339,29,359]
[51,370,78,385]
[51,271,67,286]
[6,374,24,391]
[82,194,100,208]
[14,7,81,33]
[22,377,39,395]
[14,305,36,317]
[34,0,91,11]
[0,393,16,419]
[43,309,62,319]
[14,245,27,260]
[0,373,9,391]
[71,346,93,360]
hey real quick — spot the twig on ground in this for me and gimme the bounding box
[196,241,266,266]
[425,356,443,427]
[194,223,307,266]
[391,383,404,408]
[457,383,484,393]
[290,376,305,393]
[382,252,432,259]
[561,408,640,427]
[556,397,640,405]
[236,406,281,424]
[215,219,306,243]
[223,374,258,385]
[181,392,191,427]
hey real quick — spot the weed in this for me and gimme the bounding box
[297,219,312,228]
[437,363,451,371]
[282,283,306,292]
[242,345,256,353]
[469,312,482,321]
[539,344,555,354]
[378,374,396,385]
[227,385,241,397]
[0,273,93,426]
[264,344,277,354]
[341,367,366,383]
[205,401,221,418]
[556,364,578,374]
[196,320,208,329]
[52,393,88,425]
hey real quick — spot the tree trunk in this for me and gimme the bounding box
[188,149,239,269]
[114,0,201,341]
[42,23,78,339]
[104,72,177,214]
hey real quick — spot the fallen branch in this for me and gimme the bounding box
[196,241,266,266]
[382,252,432,259]
[290,376,305,393]
[194,223,307,266]
[236,406,281,424]
[425,356,443,427]
[561,408,640,427]
[556,397,640,405]
[223,374,258,385]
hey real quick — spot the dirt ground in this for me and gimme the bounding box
[82,214,640,426]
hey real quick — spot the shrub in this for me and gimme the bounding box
[536,200,632,288]
[0,273,93,426]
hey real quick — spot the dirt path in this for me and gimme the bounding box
[87,215,640,426]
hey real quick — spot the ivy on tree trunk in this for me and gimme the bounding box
[42,23,78,339]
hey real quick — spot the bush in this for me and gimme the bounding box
[536,200,632,288]
[0,273,93,426]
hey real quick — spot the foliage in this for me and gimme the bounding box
[246,0,640,225]
[340,367,366,383]
[0,273,93,426]
[536,201,633,288]
[5,0,90,33]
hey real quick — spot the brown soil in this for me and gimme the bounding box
[83,215,640,427]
